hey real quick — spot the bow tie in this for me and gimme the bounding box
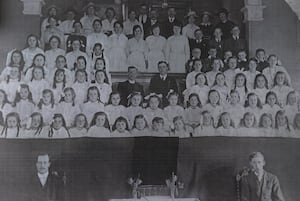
[169,17,175,23]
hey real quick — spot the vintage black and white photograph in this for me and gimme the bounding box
[0,0,299,201]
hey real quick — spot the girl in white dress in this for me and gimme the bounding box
[73,70,89,105]
[253,74,269,104]
[232,73,249,105]
[0,67,23,102]
[108,21,128,72]
[215,112,236,136]
[184,73,210,107]
[185,59,203,89]
[163,91,184,128]
[1,50,25,82]
[87,111,111,137]
[202,90,223,127]
[285,91,300,124]
[262,91,282,126]
[91,70,112,104]
[44,35,65,70]
[0,112,22,138]
[90,57,112,85]
[211,73,230,105]
[56,87,81,128]
[144,94,167,129]
[194,111,215,137]
[89,43,111,76]
[271,71,294,107]
[105,92,126,128]
[150,117,169,137]
[224,56,240,89]
[73,55,88,73]
[51,69,69,103]
[171,116,191,138]
[21,112,47,138]
[65,39,88,70]
[36,89,56,125]
[206,58,223,87]
[243,58,260,90]
[69,113,89,138]
[274,110,295,138]
[27,66,50,104]
[80,86,105,124]
[244,93,263,122]
[165,22,190,73]
[130,114,150,136]
[13,84,35,126]
[184,93,202,129]
[24,53,48,82]
[22,34,44,70]
[224,90,245,128]
[125,92,144,128]
[145,24,166,72]
[48,55,73,85]
[0,89,13,119]
[126,25,148,71]
[46,113,70,138]
[258,113,275,137]
[111,116,131,137]
[237,112,259,137]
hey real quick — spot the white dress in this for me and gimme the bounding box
[87,126,111,137]
[145,35,166,72]
[223,103,245,128]
[284,104,299,125]
[14,99,35,123]
[90,83,112,104]
[126,38,148,71]
[185,71,200,89]
[72,82,89,104]
[243,70,260,90]
[1,127,23,138]
[182,24,200,39]
[111,130,132,137]
[183,107,202,126]
[65,50,88,70]
[59,19,75,35]
[215,127,237,137]
[45,48,66,69]
[144,107,167,127]
[186,85,210,106]
[271,85,294,107]
[28,79,50,104]
[22,48,45,70]
[163,105,184,125]
[262,104,282,126]
[46,126,70,138]
[165,35,190,73]
[86,32,109,56]
[202,104,223,127]
[105,104,126,126]
[80,15,100,34]
[80,101,105,124]
[69,127,88,138]
[253,88,269,104]
[36,104,57,125]
[108,33,128,72]
[124,106,144,128]
[0,103,14,119]
[262,66,292,88]
[56,102,81,127]
[0,79,23,102]
[102,18,117,34]
[206,71,220,87]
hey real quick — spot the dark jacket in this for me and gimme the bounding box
[117,80,144,106]
[224,36,247,56]
[241,171,285,201]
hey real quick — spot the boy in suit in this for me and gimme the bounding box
[241,152,285,201]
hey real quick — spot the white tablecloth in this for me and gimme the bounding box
[110,196,200,201]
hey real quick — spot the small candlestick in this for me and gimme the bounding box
[128,174,142,199]
[166,172,178,198]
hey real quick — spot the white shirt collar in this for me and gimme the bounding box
[38,171,49,186]
[160,74,167,80]
[128,80,136,84]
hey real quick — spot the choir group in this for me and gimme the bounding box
[0,2,299,139]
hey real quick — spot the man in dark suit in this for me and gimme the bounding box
[161,7,181,38]
[224,25,247,56]
[240,152,285,201]
[189,29,209,59]
[149,61,178,106]
[209,27,224,58]
[118,66,144,106]
[255,48,269,72]
[27,153,64,201]
[215,8,235,40]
